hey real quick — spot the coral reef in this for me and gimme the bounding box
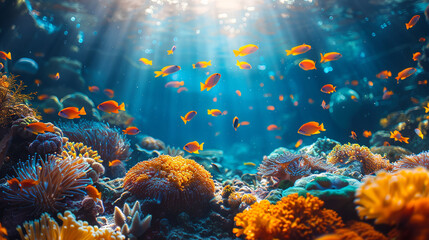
[233,193,344,240]
[17,211,124,240]
[80,196,105,224]
[123,155,215,215]
[28,132,63,156]
[299,137,340,158]
[316,221,387,240]
[140,136,166,151]
[394,151,429,169]
[327,143,392,175]
[370,145,412,162]
[102,111,134,129]
[113,201,152,239]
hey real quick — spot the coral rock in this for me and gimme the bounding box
[28,132,63,156]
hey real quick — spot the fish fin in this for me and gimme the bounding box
[122,130,127,134]
[80,107,86,115]
[119,102,125,111]
[199,142,204,150]
[47,125,55,133]
[285,50,292,56]
[74,115,81,119]
[149,61,152,65]
[154,71,162,77]
[181,116,187,124]
[180,81,184,86]
[7,52,11,60]
[162,73,168,77]
[206,86,212,91]
[405,23,410,30]
[192,64,196,69]
[403,137,409,143]
[236,60,240,67]
[319,123,326,131]
[194,150,199,154]
[167,50,173,55]
[233,49,240,57]
[208,60,212,66]
[320,53,325,63]
[207,109,211,115]
[112,109,119,114]
[200,82,206,91]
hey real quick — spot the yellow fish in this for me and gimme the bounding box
[181,111,197,124]
[233,44,258,57]
[193,60,212,69]
[236,60,252,69]
[183,141,204,154]
[154,65,181,78]
[285,44,311,56]
[139,58,152,65]
[200,73,221,91]
[207,109,223,116]
[243,162,256,166]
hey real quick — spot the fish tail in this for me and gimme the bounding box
[320,53,325,63]
[236,60,240,66]
[167,50,173,55]
[80,107,86,115]
[285,50,292,56]
[405,23,410,30]
[208,60,212,66]
[233,50,240,57]
[207,109,211,115]
[403,137,409,143]
[199,142,204,150]
[109,161,113,166]
[122,130,127,134]
[192,64,196,69]
[119,102,125,111]
[6,52,11,60]
[47,125,55,133]
[319,123,326,131]
[180,81,184,86]
[181,116,187,124]
[200,82,206,91]
[149,61,152,65]
[154,71,163,77]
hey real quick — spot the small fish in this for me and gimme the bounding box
[58,107,86,119]
[86,185,101,201]
[34,79,41,86]
[103,89,114,98]
[233,116,240,131]
[200,73,221,91]
[49,72,60,80]
[368,81,374,87]
[295,139,303,148]
[285,44,311,56]
[376,70,392,79]
[351,80,359,86]
[43,108,56,114]
[177,87,188,93]
[390,130,409,143]
[233,44,258,57]
[139,58,152,65]
[7,178,21,191]
[165,81,184,88]
[299,59,316,70]
[154,65,181,77]
[125,117,135,126]
[382,88,394,100]
[193,60,212,69]
[122,127,140,135]
[0,51,11,60]
[320,52,342,63]
[411,97,419,104]
[20,179,39,189]
[395,67,416,83]
[236,60,252,69]
[267,105,275,111]
[167,45,176,55]
[207,109,223,116]
[240,121,250,126]
[418,80,427,85]
[351,95,358,102]
[350,131,357,140]
[415,128,424,139]
[419,37,426,42]
[210,163,222,173]
[97,100,125,114]
[321,100,329,110]
[298,121,326,136]
[267,124,279,131]
[243,162,256,167]
[406,15,420,30]
[181,111,197,124]
[213,97,217,102]
[413,52,422,61]
[236,90,242,96]
[183,141,204,154]
[109,159,122,167]
[308,98,314,104]
[321,84,336,94]
[279,95,284,101]
[363,130,372,138]
[25,122,55,135]
[425,103,429,113]
[275,135,282,140]
[37,94,50,101]
[383,141,391,146]
[88,86,100,92]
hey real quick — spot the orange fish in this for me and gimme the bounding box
[207,109,222,116]
[183,141,204,154]
[88,86,100,92]
[390,130,409,143]
[125,117,135,126]
[418,80,427,85]
[43,108,56,114]
[233,44,258,57]
[411,97,419,104]
[308,98,314,104]
[415,128,424,139]
[285,44,311,56]
[351,95,358,102]
[0,51,11,60]
[98,100,125,114]
[103,89,114,98]
[279,95,284,101]
[122,127,140,135]
[351,80,359,86]
[424,102,429,113]
[167,45,176,55]
[298,121,326,136]
[193,60,211,69]
[267,105,275,111]
[58,107,86,119]
[382,88,394,100]
[165,81,184,88]
[299,59,316,70]
[383,141,391,146]
[109,159,122,167]
[213,97,217,102]
[267,124,279,131]
[275,135,282,140]
[34,79,41,86]
[363,130,372,138]
[419,37,426,42]
[177,87,188,93]
[233,116,240,131]
[376,70,392,79]
[321,84,336,94]
[25,122,55,135]
[138,58,152,65]
[350,131,357,140]
[181,111,197,124]
[37,94,50,101]
[320,52,342,63]
[236,90,242,96]
[236,60,252,69]
[201,73,221,91]
[413,52,422,61]
[154,65,181,78]
[295,139,303,148]
[7,178,21,191]
[406,15,420,30]
[86,185,101,201]
[240,121,250,126]
[321,100,329,110]
[49,72,60,80]
[20,179,39,189]
[293,101,299,107]
[396,67,416,83]
[368,81,374,87]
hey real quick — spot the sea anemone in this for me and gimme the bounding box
[1,155,91,217]
[28,132,63,156]
[123,155,215,214]
[394,151,429,169]
[113,201,152,239]
[233,193,344,240]
[327,143,392,175]
[17,211,124,240]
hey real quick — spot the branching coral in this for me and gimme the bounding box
[327,143,392,175]
[394,151,429,169]
[114,201,152,239]
[233,193,344,240]
[17,211,124,240]
[123,155,215,214]
[1,156,91,217]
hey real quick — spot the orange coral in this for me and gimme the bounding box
[123,155,215,214]
[233,193,344,240]
[241,194,257,205]
[327,143,391,175]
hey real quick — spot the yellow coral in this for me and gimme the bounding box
[327,143,391,175]
[355,167,429,225]
[61,141,102,162]
[241,194,257,205]
[233,193,344,240]
[17,211,124,240]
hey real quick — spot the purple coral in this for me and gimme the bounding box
[28,132,63,156]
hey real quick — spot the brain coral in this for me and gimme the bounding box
[327,143,392,175]
[233,193,344,240]
[28,132,63,156]
[123,155,215,214]
[394,151,429,169]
